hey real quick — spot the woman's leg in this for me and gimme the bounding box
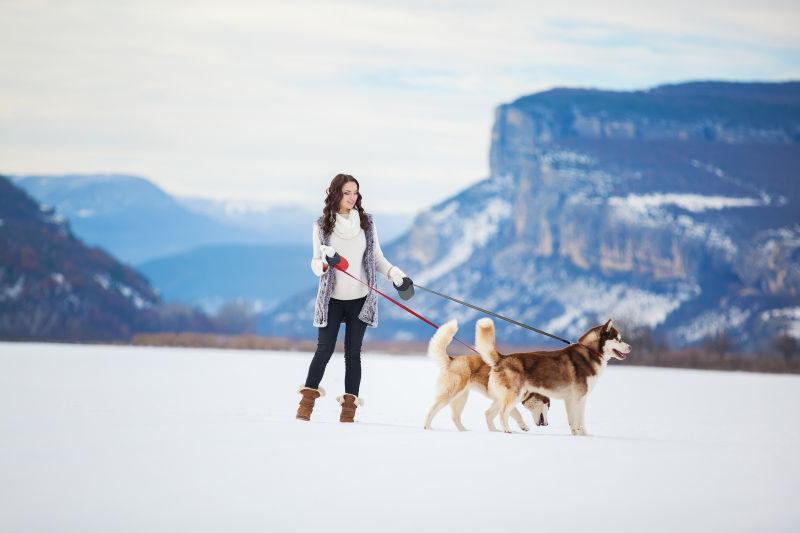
[342,296,368,396]
[304,298,345,389]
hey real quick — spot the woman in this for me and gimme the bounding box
[296,174,411,423]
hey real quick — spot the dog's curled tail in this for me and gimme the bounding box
[476,317,501,367]
[427,319,457,368]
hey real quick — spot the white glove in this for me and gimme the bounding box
[311,258,326,277]
[319,244,336,258]
[389,266,406,286]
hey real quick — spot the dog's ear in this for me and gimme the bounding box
[603,318,612,332]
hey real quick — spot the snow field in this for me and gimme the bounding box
[1,342,798,532]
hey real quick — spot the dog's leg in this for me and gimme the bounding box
[424,393,452,430]
[484,399,500,431]
[510,407,529,432]
[574,396,588,436]
[498,394,516,434]
[449,390,469,431]
[565,397,586,436]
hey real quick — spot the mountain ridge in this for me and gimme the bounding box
[261,81,800,351]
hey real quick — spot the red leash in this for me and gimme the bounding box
[329,262,481,356]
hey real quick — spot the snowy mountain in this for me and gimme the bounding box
[262,81,800,351]
[0,175,164,340]
[0,175,233,341]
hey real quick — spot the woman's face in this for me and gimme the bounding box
[339,181,359,212]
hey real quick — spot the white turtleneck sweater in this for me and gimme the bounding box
[310,209,396,300]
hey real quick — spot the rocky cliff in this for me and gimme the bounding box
[263,82,800,351]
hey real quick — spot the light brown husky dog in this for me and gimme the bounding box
[424,319,550,431]
[477,317,631,435]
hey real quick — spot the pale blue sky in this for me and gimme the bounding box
[1,0,798,214]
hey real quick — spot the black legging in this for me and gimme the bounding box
[304,295,368,396]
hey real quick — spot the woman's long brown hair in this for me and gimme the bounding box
[319,174,370,237]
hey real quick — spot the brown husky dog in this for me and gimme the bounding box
[424,319,550,431]
[477,317,630,435]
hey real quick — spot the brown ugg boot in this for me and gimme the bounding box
[296,386,325,421]
[336,393,364,423]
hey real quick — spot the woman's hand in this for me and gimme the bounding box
[319,244,343,268]
[319,244,336,259]
[389,267,414,300]
[311,258,327,276]
[389,267,407,287]
[319,245,337,266]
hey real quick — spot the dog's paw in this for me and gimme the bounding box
[519,424,530,432]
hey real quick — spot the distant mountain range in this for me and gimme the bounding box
[10,175,413,265]
[261,81,800,351]
[10,174,412,311]
[9,174,265,264]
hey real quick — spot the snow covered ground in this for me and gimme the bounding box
[1,341,798,532]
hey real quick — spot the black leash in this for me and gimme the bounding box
[413,283,607,360]
[413,283,572,345]
[328,257,572,350]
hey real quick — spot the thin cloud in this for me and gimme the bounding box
[0,0,798,214]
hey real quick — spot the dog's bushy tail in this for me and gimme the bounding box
[427,319,457,368]
[475,317,501,367]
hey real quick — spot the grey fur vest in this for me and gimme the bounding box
[313,212,379,328]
